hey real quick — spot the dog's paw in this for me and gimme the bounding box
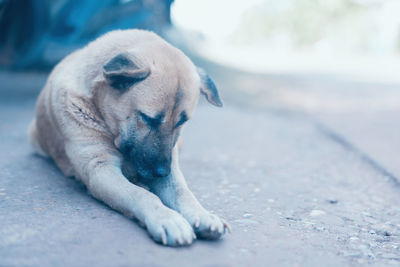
[185,211,231,240]
[145,208,195,246]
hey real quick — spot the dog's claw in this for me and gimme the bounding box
[185,211,230,240]
[223,220,232,234]
[161,232,167,245]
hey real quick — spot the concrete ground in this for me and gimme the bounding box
[0,62,400,267]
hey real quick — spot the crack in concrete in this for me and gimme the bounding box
[314,120,400,188]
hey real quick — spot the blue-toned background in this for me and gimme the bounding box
[0,0,173,69]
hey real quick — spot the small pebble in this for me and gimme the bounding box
[310,210,326,217]
[327,199,338,204]
[362,211,372,217]
[349,236,359,241]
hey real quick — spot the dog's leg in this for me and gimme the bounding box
[149,148,231,240]
[65,141,195,246]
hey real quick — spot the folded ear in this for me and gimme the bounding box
[103,53,150,90]
[197,67,223,107]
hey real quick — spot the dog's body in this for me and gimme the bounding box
[29,29,229,246]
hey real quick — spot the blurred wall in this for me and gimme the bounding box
[0,0,173,70]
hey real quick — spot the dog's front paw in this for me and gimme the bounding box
[184,210,231,240]
[145,208,195,246]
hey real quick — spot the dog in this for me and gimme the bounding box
[28,29,230,246]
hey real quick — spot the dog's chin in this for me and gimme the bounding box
[136,168,171,180]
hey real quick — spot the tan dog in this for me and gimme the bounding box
[28,29,230,246]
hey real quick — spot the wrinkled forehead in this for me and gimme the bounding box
[133,83,199,118]
[131,40,197,75]
[131,50,200,116]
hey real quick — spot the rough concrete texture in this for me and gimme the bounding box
[196,60,400,180]
[1,68,400,266]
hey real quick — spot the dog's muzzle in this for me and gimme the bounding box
[121,139,172,179]
[136,163,171,178]
[153,165,171,178]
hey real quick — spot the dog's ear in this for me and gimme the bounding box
[103,53,150,90]
[197,67,223,107]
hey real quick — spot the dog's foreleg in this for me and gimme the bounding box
[65,141,195,246]
[149,148,230,240]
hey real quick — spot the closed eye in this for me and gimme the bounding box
[175,111,188,128]
[139,111,164,129]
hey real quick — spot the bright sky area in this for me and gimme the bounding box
[171,0,400,83]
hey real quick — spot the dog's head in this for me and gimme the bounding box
[94,37,222,179]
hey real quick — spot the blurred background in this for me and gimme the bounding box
[1,0,400,110]
[0,0,173,69]
[2,0,400,73]
[172,0,400,82]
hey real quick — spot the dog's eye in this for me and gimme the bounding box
[175,111,188,128]
[139,111,164,129]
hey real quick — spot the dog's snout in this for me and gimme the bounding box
[153,165,170,178]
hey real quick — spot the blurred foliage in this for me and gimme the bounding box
[231,0,400,54]
[0,0,173,70]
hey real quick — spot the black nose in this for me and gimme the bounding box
[153,166,170,177]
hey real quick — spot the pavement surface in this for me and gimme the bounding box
[1,61,400,267]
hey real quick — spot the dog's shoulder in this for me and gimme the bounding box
[62,90,110,137]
